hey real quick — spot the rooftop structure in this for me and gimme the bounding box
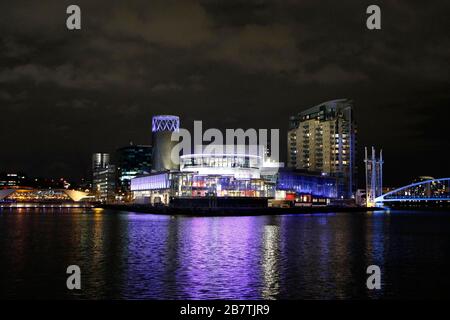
[152,115,180,172]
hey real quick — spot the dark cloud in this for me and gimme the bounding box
[0,0,449,187]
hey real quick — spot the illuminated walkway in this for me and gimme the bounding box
[375,177,450,204]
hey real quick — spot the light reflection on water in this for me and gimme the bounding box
[262,224,280,299]
[1,208,450,299]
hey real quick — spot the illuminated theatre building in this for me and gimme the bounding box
[131,116,337,205]
[131,153,337,206]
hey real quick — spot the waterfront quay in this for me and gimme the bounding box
[99,203,382,216]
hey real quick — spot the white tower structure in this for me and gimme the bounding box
[364,146,383,207]
[151,115,180,172]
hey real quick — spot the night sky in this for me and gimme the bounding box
[0,0,449,187]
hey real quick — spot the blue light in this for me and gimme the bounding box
[375,177,450,203]
[276,170,337,198]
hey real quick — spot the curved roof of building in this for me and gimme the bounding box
[0,188,90,202]
[0,189,16,201]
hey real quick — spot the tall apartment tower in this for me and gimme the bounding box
[287,99,356,199]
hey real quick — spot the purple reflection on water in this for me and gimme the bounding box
[122,213,173,299]
[121,214,284,299]
[2,209,450,299]
[179,217,265,299]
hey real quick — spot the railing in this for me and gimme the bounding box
[375,178,450,203]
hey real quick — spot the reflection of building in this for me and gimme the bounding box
[92,153,116,202]
[151,115,180,172]
[116,143,152,198]
[262,224,280,299]
[287,99,356,199]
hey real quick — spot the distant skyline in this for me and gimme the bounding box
[1,1,449,187]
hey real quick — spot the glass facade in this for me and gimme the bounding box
[276,169,337,199]
[131,172,170,191]
[117,144,152,196]
[180,154,262,179]
[173,174,275,198]
[131,168,336,204]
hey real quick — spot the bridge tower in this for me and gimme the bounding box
[364,146,383,207]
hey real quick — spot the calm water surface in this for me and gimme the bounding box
[1,208,450,299]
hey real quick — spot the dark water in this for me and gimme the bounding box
[1,208,450,299]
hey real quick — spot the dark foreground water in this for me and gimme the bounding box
[1,208,450,299]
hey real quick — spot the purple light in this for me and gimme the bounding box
[131,173,170,191]
[152,115,180,132]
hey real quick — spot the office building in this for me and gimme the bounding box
[287,99,356,199]
[116,143,152,198]
[92,153,116,202]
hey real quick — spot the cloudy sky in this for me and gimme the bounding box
[0,0,449,186]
